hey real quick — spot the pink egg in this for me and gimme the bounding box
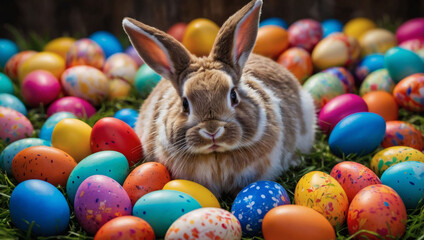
[66,39,105,69]
[318,93,368,134]
[396,18,424,44]
[288,19,323,52]
[47,96,96,118]
[21,70,61,107]
[0,107,33,143]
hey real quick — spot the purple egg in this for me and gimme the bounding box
[396,18,424,44]
[21,70,61,107]
[318,93,368,134]
[74,175,132,234]
[47,96,96,118]
[125,46,143,67]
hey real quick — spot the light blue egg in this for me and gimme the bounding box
[384,47,424,83]
[10,179,70,236]
[133,190,201,238]
[0,72,14,94]
[0,93,27,115]
[0,39,19,68]
[0,138,51,175]
[381,161,424,209]
[134,64,161,98]
[354,53,385,82]
[329,112,386,157]
[113,108,138,128]
[321,19,343,38]
[89,31,123,58]
[39,112,77,141]
[259,17,288,29]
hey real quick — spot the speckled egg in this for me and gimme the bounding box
[399,38,424,60]
[47,96,96,118]
[359,69,395,96]
[323,67,356,93]
[4,50,37,81]
[12,146,77,187]
[0,93,27,115]
[40,112,77,142]
[276,47,313,83]
[123,162,171,205]
[231,181,290,237]
[0,107,33,144]
[94,216,155,240]
[288,19,323,52]
[359,28,397,57]
[348,184,407,240]
[393,73,424,112]
[166,208,242,240]
[103,53,138,85]
[294,171,348,227]
[384,47,424,84]
[330,161,381,202]
[382,121,423,150]
[253,25,289,59]
[74,175,132,234]
[371,146,424,176]
[163,180,220,208]
[354,53,385,84]
[66,38,105,69]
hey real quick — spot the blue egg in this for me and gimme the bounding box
[0,72,14,94]
[114,108,138,128]
[259,17,288,29]
[40,112,77,141]
[0,138,51,175]
[321,19,343,38]
[381,161,424,209]
[231,181,290,237]
[0,93,27,115]
[354,53,385,83]
[329,112,386,157]
[133,190,201,238]
[134,64,161,98]
[0,39,19,68]
[384,47,424,83]
[89,31,123,58]
[9,179,70,236]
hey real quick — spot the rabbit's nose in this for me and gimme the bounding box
[199,127,224,140]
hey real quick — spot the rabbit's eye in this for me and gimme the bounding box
[182,97,190,113]
[230,88,239,106]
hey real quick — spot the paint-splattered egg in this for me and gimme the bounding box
[362,91,399,121]
[323,67,356,93]
[354,53,385,84]
[163,179,220,208]
[103,53,138,85]
[277,47,313,83]
[287,19,323,52]
[370,146,424,176]
[359,28,397,57]
[66,38,105,69]
[384,47,424,84]
[0,106,33,144]
[47,96,96,118]
[359,69,395,96]
[348,184,407,240]
[399,38,424,60]
[40,112,77,142]
[4,50,37,81]
[382,121,423,150]
[94,216,155,240]
[393,73,424,112]
[0,93,27,115]
[253,25,289,59]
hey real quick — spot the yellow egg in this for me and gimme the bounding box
[51,118,92,162]
[182,18,219,57]
[18,52,65,84]
[43,37,76,60]
[343,18,377,40]
[294,171,349,227]
[163,179,220,208]
[109,78,131,100]
[370,146,424,176]
[359,28,397,57]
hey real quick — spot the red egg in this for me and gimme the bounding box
[167,22,187,42]
[90,117,143,167]
[382,121,423,150]
[94,216,155,240]
[393,73,424,112]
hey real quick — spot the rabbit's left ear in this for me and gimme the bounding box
[210,0,262,75]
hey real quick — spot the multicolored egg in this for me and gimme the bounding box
[182,18,219,57]
[393,73,424,112]
[163,180,220,208]
[0,107,33,144]
[362,91,398,121]
[359,28,397,57]
[343,17,377,40]
[384,47,424,84]
[277,47,312,83]
[382,121,423,150]
[323,67,356,93]
[103,53,138,85]
[396,18,424,44]
[21,70,61,107]
[94,216,155,240]
[399,38,424,60]
[370,146,424,176]
[287,19,323,52]
[354,53,385,84]
[47,96,96,118]
[359,69,395,96]
[18,52,65,83]
[0,93,27,115]
[253,25,289,59]
[66,38,105,69]
[43,37,76,59]
[39,112,77,142]
[4,50,37,81]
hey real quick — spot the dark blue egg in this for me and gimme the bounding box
[259,17,288,29]
[321,19,343,37]
[114,108,138,129]
[354,53,385,83]
[89,31,123,58]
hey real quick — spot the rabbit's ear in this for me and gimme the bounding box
[123,17,191,86]
[210,0,262,75]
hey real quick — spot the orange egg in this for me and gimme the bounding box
[277,47,313,83]
[262,205,336,240]
[253,25,289,59]
[382,121,423,150]
[362,91,398,121]
[182,18,219,57]
[94,216,155,240]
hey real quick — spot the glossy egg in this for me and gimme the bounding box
[21,70,61,107]
[94,216,155,240]
[259,17,288,29]
[0,72,14,94]
[123,162,171,205]
[330,161,381,202]
[0,93,27,115]
[43,37,76,59]
[399,38,424,60]
[262,205,335,240]
[287,19,323,52]
[103,53,138,85]
[124,46,144,66]
[182,18,219,57]
[12,146,77,187]
[371,146,424,176]
[384,47,424,84]
[75,175,132,234]
[354,53,385,83]
[362,91,398,121]
[66,38,105,69]
[163,179,220,208]
[329,112,386,157]
[18,52,65,83]
[396,18,424,44]
[0,39,19,69]
[89,31,123,58]
[134,64,161,98]
[277,47,313,83]
[0,107,33,144]
[47,96,96,118]
[323,67,356,93]
[133,190,202,238]
[294,171,348,227]
[253,25,289,59]
[343,18,377,40]
[165,208,242,240]
[393,73,424,112]
[382,121,423,150]
[4,50,37,82]
[321,19,343,38]
[348,184,407,240]
[359,69,395,96]
[113,108,138,128]
[231,181,290,237]
[40,112,77,141]
[167,22,188,42]
[109,78,132,100]
[359,28,397,57]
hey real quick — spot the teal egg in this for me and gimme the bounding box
[0,72,14,94]
[134,64,161,98]
[40,112,77,141]
[0,93,27,115]
[384,47,424,83]
[0,39,19,68]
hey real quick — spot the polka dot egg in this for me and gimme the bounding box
[0,106,33,144]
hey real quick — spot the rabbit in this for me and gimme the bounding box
[122,0,316,196]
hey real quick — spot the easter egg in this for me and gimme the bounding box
[109,78,132,100]
[18,52,65,83]
[302,72,346,110]
[40,112,77,142]
[134,64,162,98]
[166,208,242,240]
[354,53,385,84]
[89,31,123,58]
[0,138,51,175]
[21,70,61,107]
[167,22,187,42]
[399,38,424,60]
[294,171,348,227]
[9,179,70,236]
[47,96,96,118]
[393,73,424,112]
[94,216,155,240]
[396,18,424,44]
[381,161,424,209]
[382,121,423,150]
[4,50,37,81]
[66,151,129,203]
[359,69,395,96]
[312,33,360,70]
[329,112,386,157]
[103,53,138,84]
[43,37,76,59]
[125,46,143,66]
[262,205,335,240]
[182,18,219,57]
[0,38,19,68]
[343,18,377,40]
[12,146,77,187]
[287,19,323,52]
[330,161,381,202]
[321,19,343,38]
[362,91,398,121]
[259,17,288,29]
[323,67,356,93]
[231,181,290,237]
[75,175,132,234]
[359,28,397,57]
[276,47,313,83]
[0,72,14,94]
[348,184,407,240]
[163,180,220,208]
[384,47,424,84]
[133,190,202,238]
[123,162,170,205]
[253,25,289,59]
[51,118,92,162]
[370,146,424,176]
[113,108,138,128]
[66,38,105,69]
[0,93,27,115]
[0,107,33,144]
[318,93,368,134]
